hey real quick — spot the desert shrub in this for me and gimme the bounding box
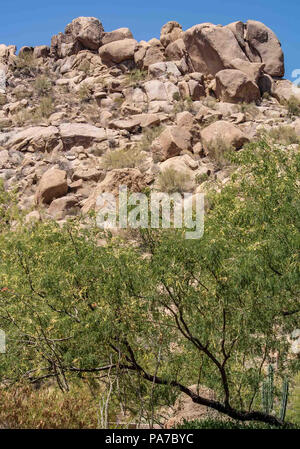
[78,84,93,103]
[262,92,271,101]
[202,96,218,110]
[158,167,193,193]
[101,147,143,169]
[0,93,7,106]
[286,96,300,117]
[206,137,234,169]
[126,69,147,86]
[239,102,259,118]
[13,108,34,126]
[35,96,55,118]
[0,383,99,429]
[14,88,32,101]
[173,96,194,113]
[258,126,299,146]
[195,172,209,184]
[34,75,52,96]
[139,125,164,152]
[13,52,37,75]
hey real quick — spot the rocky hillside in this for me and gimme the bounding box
[0,16,299,221]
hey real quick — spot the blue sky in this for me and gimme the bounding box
[0,0,299,80]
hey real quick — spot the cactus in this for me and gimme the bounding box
[261,366,289,421]
[262,364,274,414]
[279,377,289,422]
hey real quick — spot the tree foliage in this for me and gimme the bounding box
[0,141,299,426]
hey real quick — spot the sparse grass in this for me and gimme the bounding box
[35,96,55,118]
[78,84,93,103]
[0,383,99,429]
[14,88,33,101]
[238,102,259,118]
[125,69,148,87]
[202,96,218,110]
[158,167,193,193]
[206,137,234,169]
[262,92,271,101]
[101,147,143,170]
[13,52,37,75]
[286,96,300,117]
[34,76,52,96]
[173,96,194,114]
[0,93,6,106]
[139,125,164,152]
[258,126,299,146]
[195,172,209,184]
[13,108,34,126]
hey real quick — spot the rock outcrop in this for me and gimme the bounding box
[0,15,296,224]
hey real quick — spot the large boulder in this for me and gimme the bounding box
[215,69,261,103]
[59,123,108,150]
[33,45,50,59]
[35,168,68,205]
[183,23,248,75]
[7,126,60,152]
[165,38,186,60]
[160,21,183,48]
[134,39,166,69]
[152,126,192,160]
[229,58,265,83]
[82,168,153,213]
[201,120,249,154]
[99,39,138,65]
[102,28,133,45]
[51,17,104,58]
[245,20,284,77]
[273,79,300,103]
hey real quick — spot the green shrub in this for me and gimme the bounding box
[101,147,143,170]
[173,96,194,113]
[139,125,164,152]
[158,167,193,193]
[13,52,37,75]
[258,126,299,146]
[286,373,300,425]
[126,69,147,86]
[78,84,93,103]
[286,96,300,117]
[35,96,55,118]
[34,76,52,96]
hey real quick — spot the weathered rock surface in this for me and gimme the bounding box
[245,20,284,77]
[99,39,138,65]
[201,120,249,153]
[183,23,248,75]
[215,69,261,103]
[35,167,68,204]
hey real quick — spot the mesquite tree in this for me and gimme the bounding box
[0,141,299,426]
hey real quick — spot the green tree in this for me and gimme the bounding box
[0,141,299,426]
